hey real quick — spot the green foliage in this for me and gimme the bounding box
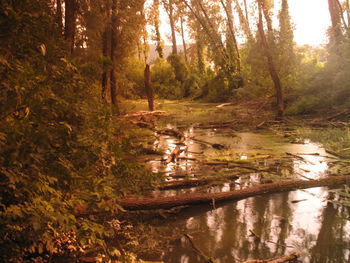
[0,1,157,261]
[167,54,200,98]
[203,72,233,102]
[285,96,322,115]
[297,128,350,157]
[151,58,181,99]
[122,58,146,98]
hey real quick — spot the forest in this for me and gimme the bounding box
[1,0,350,262]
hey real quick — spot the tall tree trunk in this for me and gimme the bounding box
[346,0,350,30]
[144,64,155,111]
[56,0,63,33]
[110,0,119,111]
[328,0,342,44]
[64,0,77,56]
[196,33,205,73]
[180,16,188,62]
[137,41,142,61]
[183,0,228,62]
[261,0,274,44]
[168,0,178,55]
[101,27,109,102]
[154,0,164,58]
[142,34,148,64]
[257,1,284,119]
[220,0,241,72]
[233,0,253,41]
[243,0,250,29]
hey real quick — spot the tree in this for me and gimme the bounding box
[151,0,165,58]
[233,0,253,41]
[144,64,155,110]
[64,0,78,55]
[220,0,241,73]
[162,0,178,54]
[110,0,118,108]
[328,0,343,45]
[278,0,296,91]
[55,0,63,33]
[257,0,284,118]
[181,0,243,91]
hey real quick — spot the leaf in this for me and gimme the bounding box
[109,247,121,257]
[39,44,46,56]
[60,121,73,133]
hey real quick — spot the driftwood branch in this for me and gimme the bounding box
[120,175,350,210]
[183,234,216,263]
[166,146,182,163]
[243,252,299,263]
[159,175,239,190]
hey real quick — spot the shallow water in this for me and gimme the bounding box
[145,127,350,262]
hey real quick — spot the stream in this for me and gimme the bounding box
[144,125,350,263]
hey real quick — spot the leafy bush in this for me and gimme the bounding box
[0,1,157,261]
[151,58,181,99]
[285,96,322,115]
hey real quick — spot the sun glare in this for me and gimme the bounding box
[289,0,330,46]
[156,0,331,46]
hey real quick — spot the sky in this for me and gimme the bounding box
[288,0,330,46]
[157,0,332,47]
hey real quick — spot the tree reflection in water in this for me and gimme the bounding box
[161,188,350,263]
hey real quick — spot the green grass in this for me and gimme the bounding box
[297,127,350,157]
[120,99,238,128]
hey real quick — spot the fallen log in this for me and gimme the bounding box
[177,156,197,161]
[191,137,226,149]
[242,252,299,263]
[159,175,239,190]
[157,128,184,140]
[216,102,235,108]
[326,149,350,159]
[124,110,166,118]
[140,147,164,156]
[326,109,350,121]
[119,175,350,210]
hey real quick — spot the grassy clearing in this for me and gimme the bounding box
[121,99,237,126]
[297,127,350,157]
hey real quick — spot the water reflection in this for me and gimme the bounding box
[160,190,350,263]
[146,128,349,262]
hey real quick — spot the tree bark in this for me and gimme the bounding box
[220,0,241,72]
[336,0,348,30]
[195,0,228,61]
[233,0,253,41]
[257,2,284,119]
[346,0,350,30]
[180,16,188,62]
[144,64,155,111]
[119,175,350,210]
[101,25,110,102]
[168,0,178,55]
[110,0,119,111]
[243,0,250,29]
[159,175,239,190]
[64,0,78,55]
[56,0,63,33]
[182,0,228,64]
[328,0,343,44]
[154,0,164,58]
